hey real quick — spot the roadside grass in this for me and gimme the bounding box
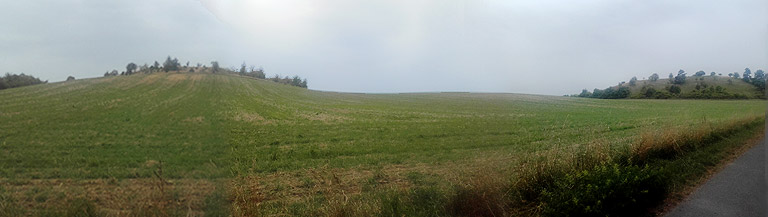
[509,116,764,216]
[0,73,765,215]
[229,116,765,216]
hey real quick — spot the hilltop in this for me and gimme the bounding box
[0,73,765,216]
[628,76,764,99]
[574,72,765,99]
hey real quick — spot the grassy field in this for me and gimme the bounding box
[0,73,765,216]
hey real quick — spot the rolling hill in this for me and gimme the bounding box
[0,73,765,216]
[627,76,764,98]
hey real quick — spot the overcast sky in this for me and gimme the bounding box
[1,0,766,95]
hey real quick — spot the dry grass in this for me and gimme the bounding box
[629,116,760,164]
[1,178,216,216]
[232,111,273,125]
[183,116,206,123]
[223,115,765,217]
[0,162,220,216]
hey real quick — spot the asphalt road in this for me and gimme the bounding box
[665,139,766,217]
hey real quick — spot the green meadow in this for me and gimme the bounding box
[0,73,764,216]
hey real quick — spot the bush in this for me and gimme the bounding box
[64,198,103,217]
[539,163,666,217]
[588,86,630,99]
[577,89,591,97]
[654,91,672,99]
[379,187,448,217]
[649,73,659,82]
[0,73,47,90]
[667,85,681,94]
[681,86,735,99]
[642,87,657,98]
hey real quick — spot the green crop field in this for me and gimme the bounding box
[0,73,765,216]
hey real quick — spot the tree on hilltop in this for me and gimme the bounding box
[291,76,302,87]
[749,69,765,91]
[742,68,752,83]
[0,73,47,90]
[151,61,161,73]
[140,64,149,74]
[255,67,265,79]
[300,79,308,88]
[211,61,220,73]
[629,76,638,86]
[162,56,180,72]
[126,62,137,75]
[578,89,591,97]
[673,70,686,84]
[649,73,659,82]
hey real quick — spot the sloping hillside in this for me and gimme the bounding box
[0,73,765,215]
[627,76,764,98]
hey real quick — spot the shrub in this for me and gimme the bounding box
[0,73,47,90]
[380,187,447,217]
[578,89,591,97]
[642,87,657,98]
[64,198,103,217]
[588,86,630,99]
[667,85,681,94]
[681,86,734,99]
[539,163,666,217]
[649,73,659,82]
[653,91,672,99]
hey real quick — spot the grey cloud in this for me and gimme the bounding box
[1,0,765,95]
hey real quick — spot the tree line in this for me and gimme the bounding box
[104,56,309,88]
[573,68,766,99]
[0,73,47,90]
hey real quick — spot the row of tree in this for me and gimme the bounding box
[573,67,766,99]
[648,68,764,89]
[739,68,766,91]
[626,68,764,86]
[577,86,631,99]
[0,73,47,90]
[104,56,309,88]
[238,62,307,88]
[577,83,745,100]
[105,56,190,76]
[637,84,746,99]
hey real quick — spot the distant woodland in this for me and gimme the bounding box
[572,68,766,99]
[104,56,308,88]
[0,73,47,90]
